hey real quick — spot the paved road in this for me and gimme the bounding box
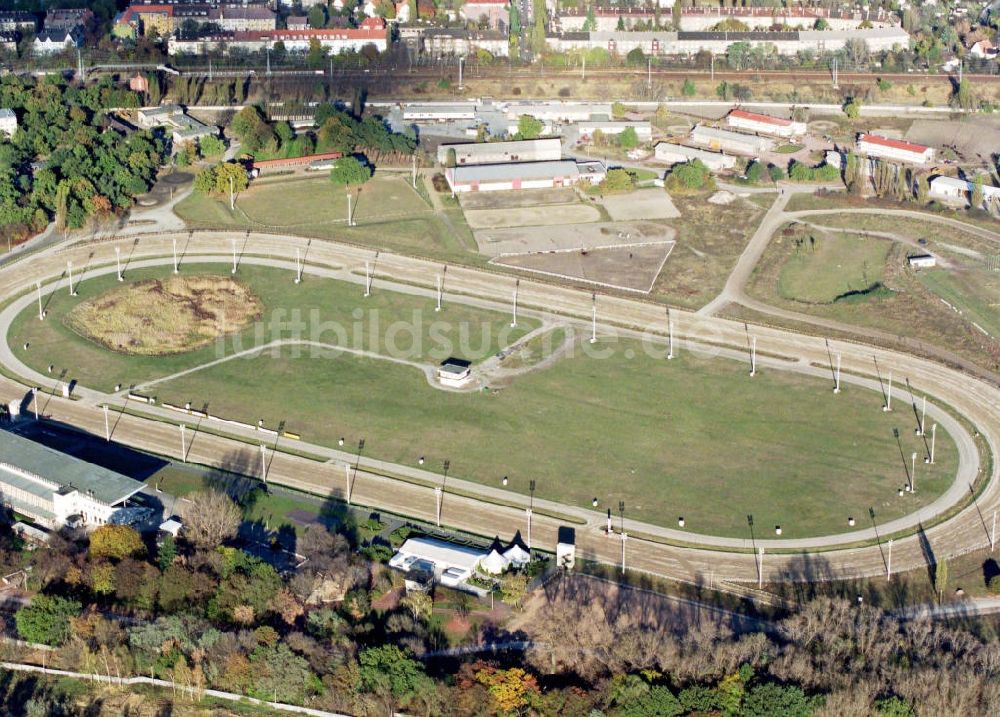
[0,229,997,587]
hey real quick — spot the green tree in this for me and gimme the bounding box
[626,47,646,67]
[916,173,929,203]
[530,0,546,55]
[15,595,81,646]
[971,175,984,210]
[308,4,327,28]
[583,4,596,31]
[199,134,225,158]
[875,696,916,717]
[358,645,428,704]
[666,159,713,192]
[682,78,696,97]
[158,535,176,570]
[500,572,529,608]
[618,126,639,150]
[745,160,766,184]
[516,114,544,139]
[329,156,372,185]
[229,105,274,153]
[611,101,627,119]
[741,683,817,717]
[716,81,731,100]
[600,168,637,192]
[951,79,977,110]
[768,164,785,182]
[214,162,250,195]
[842,97,862,120]
[89,525,145,561]
[814,18,829,30]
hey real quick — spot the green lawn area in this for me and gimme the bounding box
[778,233,890,303]
[8,263,537,393]
[151,337,956,539]
[917,266,1000,339]
[775,143,804,154]
[175,174,479,264]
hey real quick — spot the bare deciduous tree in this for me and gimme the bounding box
[177,490,242,549]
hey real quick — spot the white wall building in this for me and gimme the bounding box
[445,160,606,193]
[389,537,487,587]
[689,125,774,156]
[907,254,937,268]
[403,104,477,122]
[0,108,16,137]
[438,358,472,387]
[437,137,563,166]
[654,142,736,171]
[33,28,81,54]
[929,175,1000,206]
[504,102,612,123]
[576,120,653,143]
[725,109,806,138]
[857,134,935,164]
[0,431,145,529]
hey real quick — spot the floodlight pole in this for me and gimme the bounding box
[749,336,757,377]
[434,486,442,527]
[887,538,892,581]
[758,546,764,589]
[910,452,917,492]
[103,404,110,442]
[67,260,76,296]
[172,236,179,273]
[833,353,842,393]
[346,193,354,227]
[229,174,235,211]
[180,424,186,463]
[345,464,351,505]
[511,279,519,328]
[363,260,371,297]
[929,423,937,464]
[260,443,267,485]
[919,396,927,436]
[411,153,417,189]
[435,274,442,312]
[666,307,673,360]
[294,248,302,284]
[621,531,627,574]
[527,479,536,550]
[31,387,38,420]
[590,293,597,344]
[884,369,893,411]
[36,281,43,320]
[991,511,997,552]
[231,238,237,274]
[115,246,123,281]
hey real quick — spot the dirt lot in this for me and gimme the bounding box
[457,187,578,210]
[495,241,676,293]
[598,188,680,221]
[905,116,1000,163]
[476,220,676,256]
[464,203,602,229]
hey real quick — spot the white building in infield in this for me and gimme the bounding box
[725,109,806,138]
[438,358,472,387]
[0,431,145,529]
[654,142,736,172]
[689,125,775,156]
[402,104,477,122]
[856,134,936,165]
[907,254,937,268]
[444,160,606,193]
[437,138,562,166]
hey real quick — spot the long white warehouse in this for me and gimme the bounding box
[437,138,562,166]
[444,160,606,193]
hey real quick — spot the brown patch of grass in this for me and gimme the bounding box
[65,275,262,356]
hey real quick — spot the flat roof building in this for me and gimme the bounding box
[437,138,562,166]
[444,159,606,193]
[402,104,477,122]
[689,125,775,157]
[929,175,1000,207]
[576,120,653,142]
[389,537,487,590]
[654,142,736,172]
[438,358,472,387]
[857,134,935,165]
[726,109,806,138]
[0,431,145,529]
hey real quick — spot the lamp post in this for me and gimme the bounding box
[260,443,267,485]
[294,247,302,284]
[67,260,76,296]
[231,237,238,274]
[590,293,597,344]
[36,281,44,321]
[511,279,519,328]
[172,236,179,274]
[103,404,110,442]
[883,369,893,411]
[666,307,673,360]
[179,424,186,463]
[619,500,626,575]
[115,246,123,281]
[527,479,536,550]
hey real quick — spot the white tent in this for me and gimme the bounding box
[480,548,510,575]
[503,543,531,567]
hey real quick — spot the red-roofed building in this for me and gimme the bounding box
[726,109,807,138]
[250,151,343,175]
[857,134,935,165]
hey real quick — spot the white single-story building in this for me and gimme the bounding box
[0,108,16,137]
[907,254,937,268]
[0,431,146,530]
[689,125,775,156]
[929,175,1000,206]
[576,120,653,143]
[437,137,562,166]
[725,109,806,138]
[857,134,935,165]
[504,102,611,123]
[389,537,487,587]
[445,160,606,193]
[654,142,737,172]
[402,104,477,122]
[438,358,472,387]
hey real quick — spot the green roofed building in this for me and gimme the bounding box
[0,431,144,529]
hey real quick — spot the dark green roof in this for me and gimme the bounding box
[0,431,144,505]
